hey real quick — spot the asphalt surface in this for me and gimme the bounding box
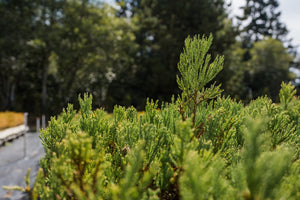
[0,132,44,200]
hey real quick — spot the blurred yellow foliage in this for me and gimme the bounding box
[0,112,24,130]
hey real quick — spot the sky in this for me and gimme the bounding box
[229,0,300,52]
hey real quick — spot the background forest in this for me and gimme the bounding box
[0,0,299,118]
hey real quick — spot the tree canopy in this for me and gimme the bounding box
[109,0,236,108]
[0,0,297,117]
[237,0,288,45]
[247,37,294,100]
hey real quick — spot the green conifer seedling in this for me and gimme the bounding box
[279,82,297,110]
[177,34,224,127]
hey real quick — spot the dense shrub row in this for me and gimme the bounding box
[31,35,299,199]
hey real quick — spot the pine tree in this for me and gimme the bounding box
[111,0,236,108]
[237,0,288,47]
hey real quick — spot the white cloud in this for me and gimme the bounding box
[278,0,300,49]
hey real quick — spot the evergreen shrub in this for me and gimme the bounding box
[32,34,299,199]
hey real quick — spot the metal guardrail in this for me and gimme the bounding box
[0,113,48,146]
[0,113,29,146]
[0,125,29,146]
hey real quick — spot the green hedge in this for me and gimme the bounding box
[31,35,299,200]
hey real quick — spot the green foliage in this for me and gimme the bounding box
[110,0,236,108]
[177,34,223,93]
[0,0,136,114]
[232,117,294,200]
[179,150,234,200]
[276,160,300,199]
[1,0,295,114]
[32,35,299,200]
[0,0,36,110]
[177,34,223,127]
[244,38,294,101]
[279,82,297,109]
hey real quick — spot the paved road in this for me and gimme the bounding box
[0,132,44,200]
